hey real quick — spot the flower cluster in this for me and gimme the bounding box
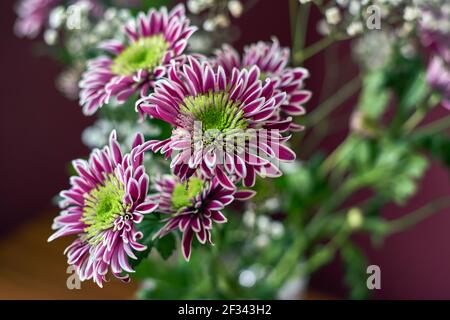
[79,4,197,115]
[39,3,310,286]
[149,175,255,260]
[187,0,244,32]
[313,0,423,38]
[48,131,157,287]
[14,0,61,38]
[136,57,297,189]
[214,37,311,131]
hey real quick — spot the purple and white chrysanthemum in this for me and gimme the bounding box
[79,4,197,115]
[14,0,61,38]
[48,131,157,287]
[419,2,450,65]
[419,3,450,109]
[214,38,311,131]
[136,57,297,190]
[149,175,255,261]
[427,57,450,110]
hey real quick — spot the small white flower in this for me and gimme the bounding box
[203,18,216,31]
[214,14,230,28]
[346,21,364,36]
[270,222,285,239]
[239,270,257,288]
[44,29,58,45]
[255,234,270,248]
[325,7,342,25]
[336,0,349,7]
[187,0,202,14]
[49,6,66,29]
[228,0,243,18]
[403,7,419,21]
[349,1,361,16]
[243,209,256,228]
[257,215,271,233]
[263,198,280,212]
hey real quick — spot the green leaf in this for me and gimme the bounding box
[341,242,370,300]
[384,52,429,112]
[413,134,450,168]
[155,233,177,260]
[358,70,390,119]
[130,214,161,268]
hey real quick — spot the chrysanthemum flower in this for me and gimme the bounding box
[136,57,297,189]
[14,0,61,38]
[427,57,450,110]
[214,38,311,131]
[48,131,157,287]
[150,175,255,260]
[419,1,450,65]
[79,4,197,115]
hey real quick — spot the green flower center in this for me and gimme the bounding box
[111,35,169,76]
[82,175,126,242]
[171,177,204,210]
[180,92,248,133]
[259,71,269,80]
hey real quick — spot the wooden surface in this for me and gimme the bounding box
[0,212,138,299]
[0,211,332,300]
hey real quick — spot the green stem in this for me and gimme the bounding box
[388,196,450,233]
[290,0,310,57]
[289,0,298,50]
[266,233,307,288]
[307,76,361,127]
[307,175,361,231]
[293,35,335,64]
[403,108,427,133]
[414,115,450,137]
[304,224,350,274]
[403,94,434,133]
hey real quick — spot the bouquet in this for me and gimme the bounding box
[15,0,450,299]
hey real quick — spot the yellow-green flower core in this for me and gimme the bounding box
[180,92,248,133]
[82,175,126,242]
[171,177,204,210]
[111,35,169,76]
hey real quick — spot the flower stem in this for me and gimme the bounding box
[266,233,307,288]
[290,0,310,57]
[388,196,450,233]
[403,93,434,133]
[293,35,336,64]
[304,224,350,274]
[306,76,361,127]
[414,115,450,136]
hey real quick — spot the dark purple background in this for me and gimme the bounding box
[2,0,450,299]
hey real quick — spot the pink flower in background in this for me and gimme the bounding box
[150,175,255,260]
[419,3,450,109]
[48,131,157,287]
[14,0,61,38]
[419,3,450,65]
[214,37,311,131]
[79,4,197,115]
[136,57,296,190]
[426,57,450,110]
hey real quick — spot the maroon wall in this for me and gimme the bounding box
[0,0,93,234]
[2,0,450,299]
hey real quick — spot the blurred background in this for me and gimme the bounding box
[2,0,450,299]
